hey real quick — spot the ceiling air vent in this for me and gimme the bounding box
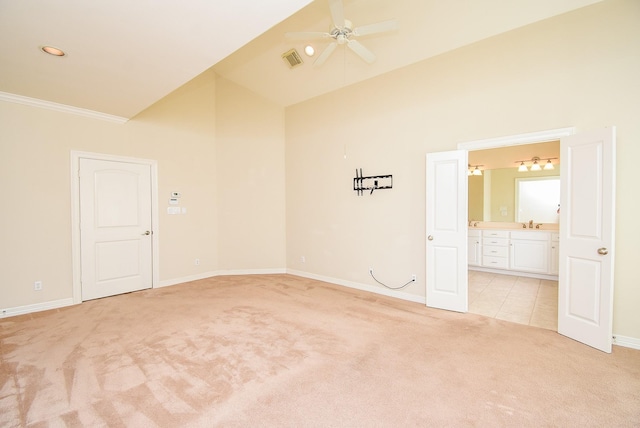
[282,49,303,69]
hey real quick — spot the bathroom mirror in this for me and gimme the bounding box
[468,168,560,223]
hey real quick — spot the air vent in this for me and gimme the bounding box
[282,49,303,69]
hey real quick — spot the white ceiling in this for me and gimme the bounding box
[0,0,313,120]
[0,0,602,120]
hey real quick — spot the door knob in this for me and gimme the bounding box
[428,235,434,241]
[142,230,151,236]
[597,247,608,255]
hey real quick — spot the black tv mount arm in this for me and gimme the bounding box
[353,168,393,196]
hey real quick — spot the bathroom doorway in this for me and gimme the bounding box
[466,138,560,330]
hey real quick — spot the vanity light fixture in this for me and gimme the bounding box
[544,159,555,170]
[468,164,483,176]
[530,158,542,171]
[515,157,558,172]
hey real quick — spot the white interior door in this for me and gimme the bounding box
[80,158,153,301]
[558,127,616,353]
[426,150,468,312]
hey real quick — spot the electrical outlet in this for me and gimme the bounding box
[34,281,42,291]
[194,258,200,266]
[301,256,306,263]
[412,274,417,282]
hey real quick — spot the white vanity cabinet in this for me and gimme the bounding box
[509,231,550,274]
[468,228,559,279]
[468,229,482,266]
[482,230,509,269]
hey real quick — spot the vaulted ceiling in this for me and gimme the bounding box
[0,0,602,121]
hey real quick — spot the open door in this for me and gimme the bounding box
[558,127,616,353]
[426,150,468,312]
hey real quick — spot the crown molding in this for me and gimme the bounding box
[0,91,129,124]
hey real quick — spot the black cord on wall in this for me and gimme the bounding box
[369,269,415,290]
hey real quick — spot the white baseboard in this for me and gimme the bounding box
[286,269,426,305]
[0,298,75,318]
[469,266,559,281]
[613,335,640,350]
[156,268,287,288]
[216,268,287,276]
[156,271,220,288]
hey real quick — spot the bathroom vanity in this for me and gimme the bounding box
[468,227,559,279]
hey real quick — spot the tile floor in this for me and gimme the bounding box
[468,270,558,331]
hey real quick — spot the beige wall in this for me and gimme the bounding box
[1,0,638,342]
[0,68,288,310]
[215,77,287,270]
[468,175,484,221]
[0,71,219,308]
[286,0,640,338]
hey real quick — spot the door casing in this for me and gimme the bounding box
[70,151,160,304]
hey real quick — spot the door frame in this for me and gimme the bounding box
[70,151,159,304]
[456,126,575,311]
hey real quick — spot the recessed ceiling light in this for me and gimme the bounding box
[41,46,66,57]
[304,45,315,57]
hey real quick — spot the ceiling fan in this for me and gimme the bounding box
[285,0,398,67]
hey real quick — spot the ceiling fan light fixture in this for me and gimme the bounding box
[285,1,395,66]
[304,45,315,56]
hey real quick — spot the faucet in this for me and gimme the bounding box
[536,224,543,229]
[529,220,533,228]
[522,223,527,228]
[473,222,479,227]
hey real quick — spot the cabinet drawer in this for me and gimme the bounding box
[482,237,508,246]
[483,245,509,258]
[483,230,509,239]
[510,231,549,241]
[483,255,509,269]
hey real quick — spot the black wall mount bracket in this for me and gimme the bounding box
[354,168,393,196]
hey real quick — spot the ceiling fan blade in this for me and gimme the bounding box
[328,0,345,28]
[353,19,398,37]
[347,39,376,64]
[285,31,331,40]
[314,42,337,67]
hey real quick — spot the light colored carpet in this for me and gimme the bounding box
[1,274,639,427]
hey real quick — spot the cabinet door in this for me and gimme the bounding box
[468,237,481,266]
[510,239,549,273]
[550,242,559,275]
